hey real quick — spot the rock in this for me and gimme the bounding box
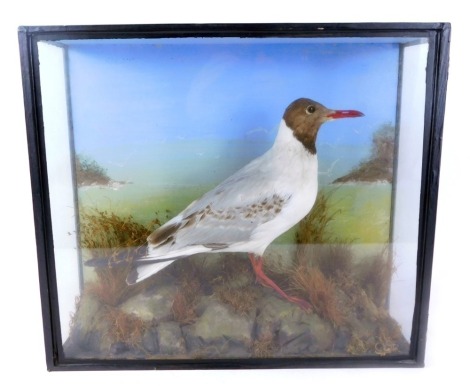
[157,322,186,356]
[255,295,335,356]
[183,297,254,357]
[66,258,409,360]
[66,293,159,358]
[141,327,159,353]
[120,283,179,322]
[333,327,351,352]
[278,312,335,356]
[109,342,129,356]
[254,293,296,338]
[64,295,108,357]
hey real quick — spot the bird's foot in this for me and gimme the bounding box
[248,253,311,311]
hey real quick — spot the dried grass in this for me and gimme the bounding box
[291,265,343,326]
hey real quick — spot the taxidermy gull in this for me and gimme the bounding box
[126,98,363,309]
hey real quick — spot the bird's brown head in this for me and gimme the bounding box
[283,98,364,154]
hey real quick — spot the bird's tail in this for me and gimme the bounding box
[126,258,176,285]
[84,244,181,285]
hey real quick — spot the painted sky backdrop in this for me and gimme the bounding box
[62,37,400,186]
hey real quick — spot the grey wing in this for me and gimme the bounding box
[146,167,291,256]
[178,193,288,247]
[127,191,288,285]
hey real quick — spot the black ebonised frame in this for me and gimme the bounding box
[18,23,450,371]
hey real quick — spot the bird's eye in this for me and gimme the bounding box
[306,105,316,114]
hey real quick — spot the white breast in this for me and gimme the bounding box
[239,119,319,254]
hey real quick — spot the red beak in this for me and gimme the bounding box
[327,110,364,119]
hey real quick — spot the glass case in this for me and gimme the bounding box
[19,23,450,369]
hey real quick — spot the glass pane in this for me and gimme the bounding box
[37,36,429,359]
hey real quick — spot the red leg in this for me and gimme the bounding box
[249,253,311,311]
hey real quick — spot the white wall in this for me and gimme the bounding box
[0,1,467,385]
[391,41,428,340]
[37,42,81,342]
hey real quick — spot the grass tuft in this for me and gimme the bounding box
[103,307,146,349]
[81,209,160,305]
[80,209,159,252]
